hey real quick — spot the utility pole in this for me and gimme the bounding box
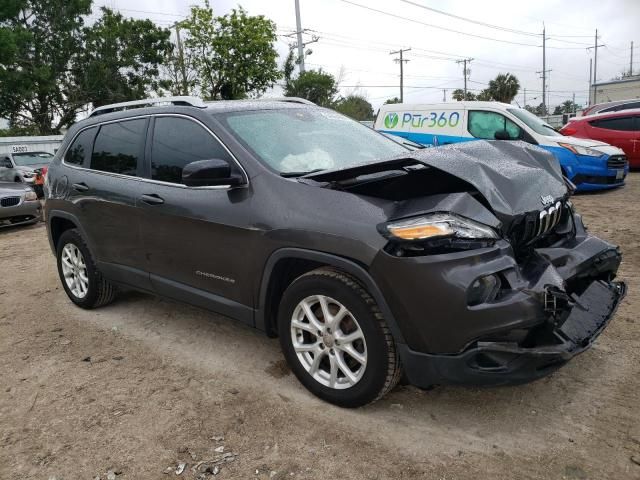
[536,68,551,114]
[572,92,576,114]
[536,27,550,114]
[294,0,305,73]
[456,58,473,98]
[442,89,446,102]
[587,29,604,104]
[589,58,593,105]
[390,48,411,102]
[630,41,634,76]
[174,23,188,96]
[523,88,527,108]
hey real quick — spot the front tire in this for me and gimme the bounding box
[278,268,402,407]
[56,229,116,309]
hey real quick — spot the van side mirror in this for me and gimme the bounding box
[494,130,513,141]
[182,159,244,187]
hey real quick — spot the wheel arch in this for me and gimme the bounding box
[256,248,406,345]
[47,210,94,255]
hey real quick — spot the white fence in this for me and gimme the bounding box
[0,135,64,156]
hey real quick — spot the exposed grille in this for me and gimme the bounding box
[511,201,566,247]
[0,196,20,207]
[607,155,627,169]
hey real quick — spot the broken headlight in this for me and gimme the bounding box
[385,213,498,241]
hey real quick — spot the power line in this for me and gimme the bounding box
[336,0,587,49]
[398,0,591,45]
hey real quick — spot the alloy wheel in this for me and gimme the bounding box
[290,295,367,390]
[61,243,89,299]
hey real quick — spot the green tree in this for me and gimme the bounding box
[79,8,172,108]
[452,89,476,101]
[0,0,91,134]
[181,1,280,100]
[476,89,493,101]
[486,73,520,103]
[284,69,338,107]
[384,97,401,104]
[0,1,174,134]
[334,95,373,120]
[553,99,578,115]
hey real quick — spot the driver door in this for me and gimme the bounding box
[137,115,255,323]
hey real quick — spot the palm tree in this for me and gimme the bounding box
[487,73,520,103]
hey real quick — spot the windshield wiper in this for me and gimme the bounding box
[280,168,326,178]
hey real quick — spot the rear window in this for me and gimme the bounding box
[90,119,146,176]
[65,127,97,166]
[589,116,637,131]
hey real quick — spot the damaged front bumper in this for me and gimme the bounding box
[398,280,625,387]
[371,213,627,388]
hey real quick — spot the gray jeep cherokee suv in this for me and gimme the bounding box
[45,97,625,407]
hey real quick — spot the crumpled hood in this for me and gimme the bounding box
[390,141,568,218]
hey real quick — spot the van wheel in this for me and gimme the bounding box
[14,177,21,182]
[56,229,116,309]
[278,268,402,407]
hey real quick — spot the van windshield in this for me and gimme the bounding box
[507,108,562,137]
[218,108,407,175]
[12,151,54,166]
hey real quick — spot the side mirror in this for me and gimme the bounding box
[182,159,244,187]
[494,130,513,141]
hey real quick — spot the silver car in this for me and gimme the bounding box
[0,182,41,227]
[0,151,54,184]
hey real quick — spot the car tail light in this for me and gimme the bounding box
[561,126,577,136]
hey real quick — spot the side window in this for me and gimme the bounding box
[468,111,522,140]
[150,116,232,184]
[589,116,636,131]
[65,127,96,166]
[90,119,146,176]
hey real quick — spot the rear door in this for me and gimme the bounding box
[588,115,638,163]
[137,114,253,324]
[68,117,151,290]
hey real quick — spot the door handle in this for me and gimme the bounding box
[140,193,165,205]
[72,182,89,192]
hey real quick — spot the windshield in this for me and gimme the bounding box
[219,108,407,174]
[507,108,562,137]
[12,151,54,166]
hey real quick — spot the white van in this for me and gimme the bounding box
[374,101,628,192]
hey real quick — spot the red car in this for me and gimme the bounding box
[561,109,640,168]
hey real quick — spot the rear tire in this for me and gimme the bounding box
[278,268,402,407]
[56,229,116,309]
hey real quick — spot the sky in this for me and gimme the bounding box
[94,0,640,110]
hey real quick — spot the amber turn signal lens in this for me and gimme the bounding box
[388,224,452,240]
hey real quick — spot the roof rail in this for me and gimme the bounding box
[89,96,207,117]
[256,97,316,106]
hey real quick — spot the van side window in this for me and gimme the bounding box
[589,116,637,131]
[150,116,232,184]
[90,119,146,176]
[65,127,97,166]
[468,111,522,140]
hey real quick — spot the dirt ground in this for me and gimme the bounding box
[1,176,639,480]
